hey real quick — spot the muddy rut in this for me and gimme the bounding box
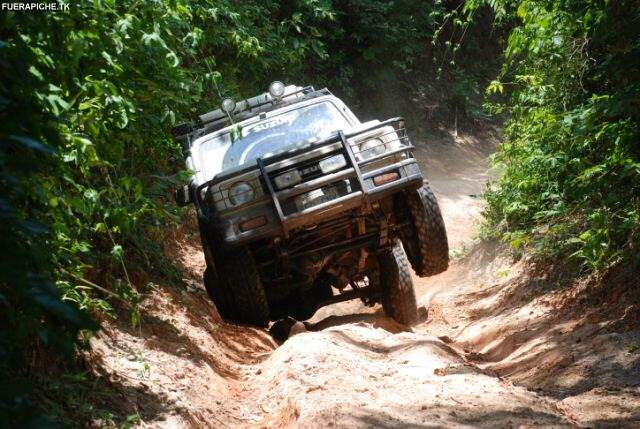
[91,129,640,428]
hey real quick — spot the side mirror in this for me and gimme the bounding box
[171,122,192,139]
[175,185,192,207]
[171,123,193,158]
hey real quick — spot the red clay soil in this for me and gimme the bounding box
[87,129,640,428]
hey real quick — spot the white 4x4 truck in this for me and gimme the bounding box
[173,82,448,326]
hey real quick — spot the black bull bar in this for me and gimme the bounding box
[195,117,420,241]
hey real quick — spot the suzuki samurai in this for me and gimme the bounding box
[173,82,449,326]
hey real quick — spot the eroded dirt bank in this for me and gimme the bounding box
[89,129,639,428]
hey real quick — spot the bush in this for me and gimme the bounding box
[476,0,640,271]
[1,1,336,424]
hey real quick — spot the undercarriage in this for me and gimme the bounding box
[251,196,403,319]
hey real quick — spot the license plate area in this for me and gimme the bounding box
[295,185,340,211]
[283,179,354,215]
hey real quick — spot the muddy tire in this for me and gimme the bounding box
[203,267,232,318]
[401,183,449,277]
[377,241,418,325]
[213,247,270,327]
[199,225,232,318]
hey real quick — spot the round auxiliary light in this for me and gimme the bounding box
[228,181,254,206]
[359,138,386,160]
[268,81,286,99]
[221,98,236,114]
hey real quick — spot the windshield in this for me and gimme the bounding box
[197,101,351,178]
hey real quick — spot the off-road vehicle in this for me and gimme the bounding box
[173,82,448,326]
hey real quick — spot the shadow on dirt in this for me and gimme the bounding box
[454,246,640,403]
[129,310,239,378]
[268,305,430,345]
[82,354,188,426]
[115,285,275,376]
[308,312,411,333]
[105,380,185,425]
[266,312,406,345]
[583,413,640,429]
[460,258,582,321]
[350,405,574,428]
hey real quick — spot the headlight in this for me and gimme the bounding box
[319,154,347,174]
[228,181,254,206]
[274,169,302,189]
[357,138,387,161]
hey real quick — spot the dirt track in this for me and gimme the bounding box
[91,130,640,428]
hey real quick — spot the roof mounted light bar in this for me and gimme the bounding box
[198,84,314,125]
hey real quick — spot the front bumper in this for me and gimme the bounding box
[197,118,423,245]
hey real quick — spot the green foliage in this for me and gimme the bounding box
[1,0,337,424]
[474,0,640,271]
[308,0,502,125]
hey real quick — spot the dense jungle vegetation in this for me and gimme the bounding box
[477,0,640,272]
[1,0,638,425]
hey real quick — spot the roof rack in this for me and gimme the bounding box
[199,85,314,125]
[171,84,333,152]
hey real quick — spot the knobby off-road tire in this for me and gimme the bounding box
[377,241,418,325]
[199,224,233,319]
[203,267,232,319]
[402,183,449,277]
[205,246,270,327]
